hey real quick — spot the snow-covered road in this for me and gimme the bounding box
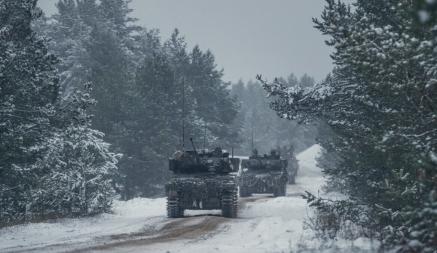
[0,145,325,253]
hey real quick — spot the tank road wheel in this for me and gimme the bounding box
[222,191,238,218]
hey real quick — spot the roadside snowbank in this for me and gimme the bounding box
[0,198,166,252]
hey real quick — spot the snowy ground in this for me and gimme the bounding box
[0,145,376,253]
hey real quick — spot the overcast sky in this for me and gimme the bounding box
[38,0,333,83]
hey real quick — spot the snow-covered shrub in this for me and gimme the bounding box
[303,192,376,242]
[30,126,119,218]
[27,81,120,219]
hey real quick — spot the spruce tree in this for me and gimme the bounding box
[0,0,119,224]
[0,0,59,223]
[31,85,119,216]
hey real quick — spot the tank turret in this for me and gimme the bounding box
[169,139,238,174]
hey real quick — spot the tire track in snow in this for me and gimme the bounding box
[68,197,269,253]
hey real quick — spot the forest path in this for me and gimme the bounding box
[68,196,269,253]
[0,145,322,253]
[86,187,313,253]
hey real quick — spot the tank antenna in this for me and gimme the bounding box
[182,77,186,151]
[251,124,254,151]
[190,137,200,164]
[203,122,207,149]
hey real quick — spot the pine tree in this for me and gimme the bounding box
[0,0,60,224]
[0,0,119,224]
[119,50,178,198]
[43,0,138,197]
[46,0,94,97]
[188,45,239,148]
[299,73,315,90]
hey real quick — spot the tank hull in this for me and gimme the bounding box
[239,171,287,197]
[166,148,239,218]
[165,174,238,218]
[239,155,288,197]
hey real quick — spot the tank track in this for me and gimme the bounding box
[167,184,184,218]
[167,197,185,218]
[221,190,238,218]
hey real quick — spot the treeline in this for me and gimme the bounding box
[230,75,321,156]
[260,0,437,251]
[1,0,239,225]
[38,0,239,198]
[1,0,118,225]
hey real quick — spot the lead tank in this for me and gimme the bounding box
[165,139,240,218]
[239,149,288,197]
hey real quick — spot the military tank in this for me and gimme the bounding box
[239,149,288,197]
[165,138,240,218]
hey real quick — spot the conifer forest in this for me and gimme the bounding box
[0,1,436,253]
